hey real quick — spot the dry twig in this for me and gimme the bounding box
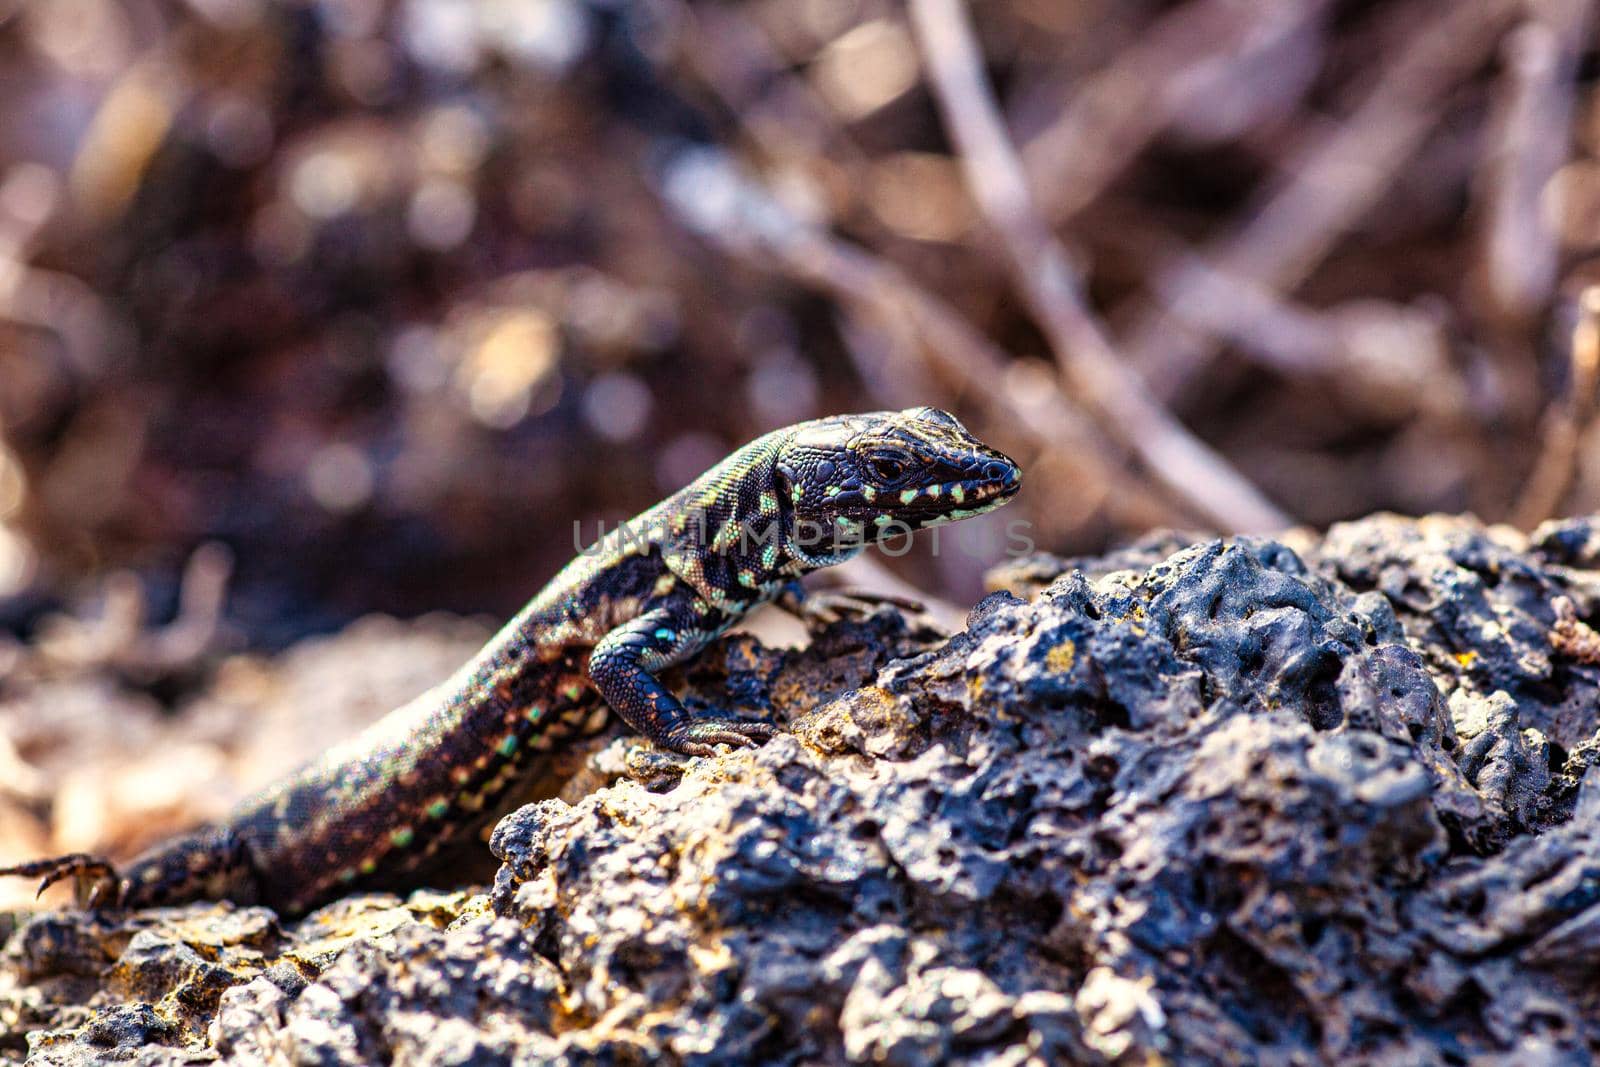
[659,146,1187,531]
[908,0,1290,534]
[1121,0,1519,401]
[36,542,233,677]
[1021,0,1330,225]
[1477,1,1592,324]
[662,10,1181,531]
[1511,288,1600,528]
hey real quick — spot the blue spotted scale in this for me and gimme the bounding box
[1,408,1021,915]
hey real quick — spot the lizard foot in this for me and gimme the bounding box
[0,853,122,908]
[661,719,776,757]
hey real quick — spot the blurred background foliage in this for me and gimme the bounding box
[0,0,1596,646]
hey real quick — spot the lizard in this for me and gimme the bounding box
[1,407,1020,916]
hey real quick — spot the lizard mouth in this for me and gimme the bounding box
[894,458,1021,516]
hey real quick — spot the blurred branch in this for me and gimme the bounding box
[36,542,234,679]
[677,3,869,174]
[664,4,1181,530]
[1477,0,1593,324]
[790,230,1173,528]
[794,238,1172,528]
[835,307,943,411]
[1021,0,1330,224]
[1511,288,1600,529]
[832,304,1144,542]
[908,0,1291,535]
[0,265,123,379]
[69,57,182,226]
[655,146,1188,524]
[1122,0,1518,401]
[1140,246,1342,377]
[777,218,1103,467]
[0,166,122,379]
[0,729,48,804]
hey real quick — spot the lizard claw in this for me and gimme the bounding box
[0,853,122,908]
[662,719,776,757]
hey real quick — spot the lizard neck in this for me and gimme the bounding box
[657,429,795,606]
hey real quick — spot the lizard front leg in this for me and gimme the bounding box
[588,602,774,756]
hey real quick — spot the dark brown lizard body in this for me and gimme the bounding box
[3,408,1020,915]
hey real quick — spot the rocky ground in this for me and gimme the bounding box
[5,513,1600,1065]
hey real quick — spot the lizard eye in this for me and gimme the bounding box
[869,454,910,482]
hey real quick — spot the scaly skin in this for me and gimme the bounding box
[2,408,1020,915]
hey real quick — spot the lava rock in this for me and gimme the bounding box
[8,515,1600,1064]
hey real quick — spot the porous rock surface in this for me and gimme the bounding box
[7,514,1600,1064]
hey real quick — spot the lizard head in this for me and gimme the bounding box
[776,407,1021,557]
